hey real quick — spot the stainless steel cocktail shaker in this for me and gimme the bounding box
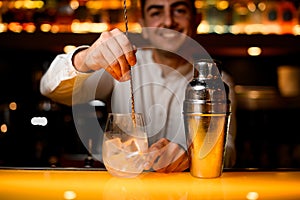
[183,59,231,178]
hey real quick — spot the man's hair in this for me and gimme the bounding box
[139,0,197,18]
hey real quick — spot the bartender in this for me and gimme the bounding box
[40,0,236,172]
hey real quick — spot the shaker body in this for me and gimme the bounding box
[184,112,230,178]
[183,59,231,178]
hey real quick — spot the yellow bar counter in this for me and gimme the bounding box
[0,168,300,200]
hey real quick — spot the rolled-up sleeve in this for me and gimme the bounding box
[40,46,91,105]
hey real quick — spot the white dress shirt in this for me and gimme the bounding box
[40,47,236,167]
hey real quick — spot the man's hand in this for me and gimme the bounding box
[144,138,189,172]
[73,28,137,81]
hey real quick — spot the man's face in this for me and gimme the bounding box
[140,0,196,52]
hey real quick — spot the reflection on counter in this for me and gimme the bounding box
[1,169,300,200]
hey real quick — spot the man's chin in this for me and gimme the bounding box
[150,39,187,54]
[155,49,180,57]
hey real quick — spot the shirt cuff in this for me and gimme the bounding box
[40,45,92,95]
[64,45,90,77]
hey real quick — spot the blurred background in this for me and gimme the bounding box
[0,0,300,169]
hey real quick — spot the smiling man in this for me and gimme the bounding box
[40,0,236,172]
[140,0,198,54]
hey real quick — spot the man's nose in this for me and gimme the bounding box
[163,11,174,27]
